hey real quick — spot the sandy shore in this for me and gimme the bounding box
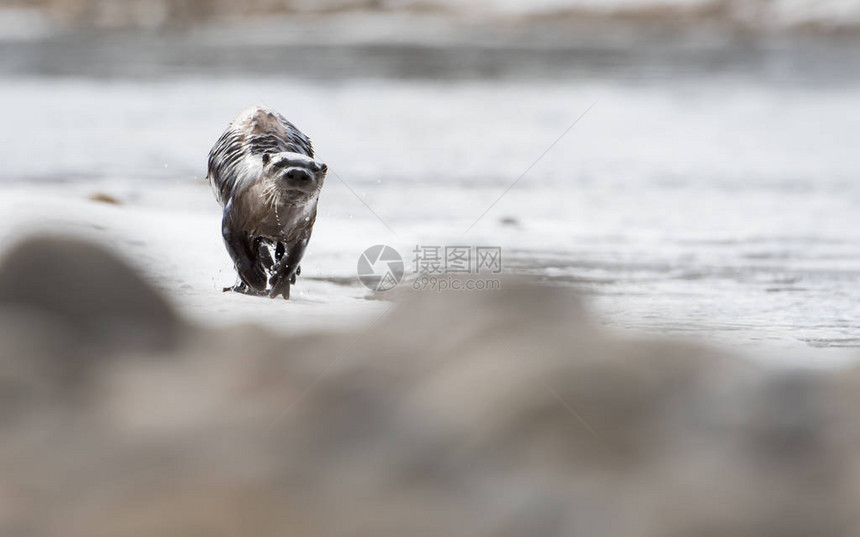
[0,175,857,369]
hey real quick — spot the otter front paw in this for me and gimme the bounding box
[268,262,298,299]
[223,281,267,296]
[268,280,290,300]
[236,261,268,293]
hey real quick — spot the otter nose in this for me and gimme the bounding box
[286,168,313,182]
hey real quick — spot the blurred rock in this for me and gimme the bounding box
[0,236,182,353]
[0,236,858,536]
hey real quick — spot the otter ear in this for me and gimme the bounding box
[262,153,271,166]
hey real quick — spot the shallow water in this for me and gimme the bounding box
[1,31,859,352]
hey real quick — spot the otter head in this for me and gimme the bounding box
[261,152,327,197]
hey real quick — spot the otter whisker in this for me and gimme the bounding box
[262,183,280,208]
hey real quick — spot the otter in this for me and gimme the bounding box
[207,106,327,299]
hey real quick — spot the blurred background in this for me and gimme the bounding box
[3,3,860,535]
[0,0,859,352]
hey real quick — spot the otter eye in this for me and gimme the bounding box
[262,153,271,165]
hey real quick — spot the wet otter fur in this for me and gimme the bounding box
[207,106,327,299]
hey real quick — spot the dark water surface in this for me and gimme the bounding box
[3,29,860,84]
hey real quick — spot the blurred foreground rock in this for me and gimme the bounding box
[0,236,858,536]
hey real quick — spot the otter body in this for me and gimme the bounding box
[207,106,327,299]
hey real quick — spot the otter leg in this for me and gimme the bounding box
[222,203,267,293]
[269,238,308,299]
[273,242,299,284]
